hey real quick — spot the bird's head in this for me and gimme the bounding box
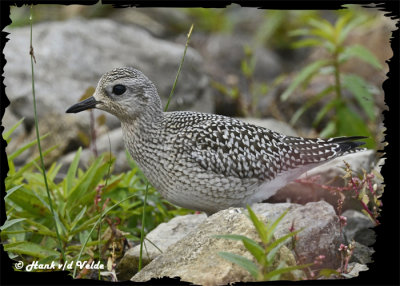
[66,67,162,121]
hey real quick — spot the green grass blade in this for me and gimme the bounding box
[290,85,334,125]
[281,59,330,101]
[336,104,373,147]
[138,183,149,272]
[312,98,342,128]
[29,5,65,262]
[4,241,60,259]
[263,263,313,281]
[319,121,336,138]
[69,205,87,232]
[266,229,303,253]
[214,234,265,264]
[342,74,376,121]
[0,218,26,230]
[73,193,138,277]
[164,24,194,112]
[291,38,323,49]
[4,185,23,200]
[343,44,382,70]
[242,239,265,265]
[8,133,50,162]
[3,118,24,142]
[265,209,289,242]
[64,147,82,195]
[246,205,268,244]
[218,252,260,279]
[10,145,57,181]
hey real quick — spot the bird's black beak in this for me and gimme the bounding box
[66,96,99,113]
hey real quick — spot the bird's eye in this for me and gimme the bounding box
[112,84,126,95]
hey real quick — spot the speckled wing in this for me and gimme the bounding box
[174,114,289,181]
[172,113,366,182]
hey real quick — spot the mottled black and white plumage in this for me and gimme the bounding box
[66,67,366,215]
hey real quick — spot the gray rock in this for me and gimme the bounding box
[342,210,376,246]
[252,201,344,269]
[116,213,207,281]
[202,34,282,83]
[131,201,342,284]
[4,18,212,132]
[350,242,374,265]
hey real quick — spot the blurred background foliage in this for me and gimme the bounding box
[4,4,392,278]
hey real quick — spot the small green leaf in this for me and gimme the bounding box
[70,205,87,232]
[281,59,331,101]
[288,28,310,37]
[266,229,303,253]
[309,28,334,43]
[313,99,342,128]
[337,15,367,45]
[318,268,340,278]
[335,12,352,34]
[65,147,82,195]
[0,218,26,230]
[242,239,265,264]
[247,205,268,244]
[342,74,376,121]
[3,118,24,142]
[291,38,323,49]
[218,252,260,279]
[265,209,289,242]
[319,121,336,138]
[336,104,370,137]
[20,217,61,239]
[308,18,335,41]
[343,44,383,70]
[290,85,334,125]
[5,185,23,200]
[8,133,50,162]
[263,263,313,281]
[4,241,60,259]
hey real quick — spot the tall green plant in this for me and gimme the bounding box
[28,6,65,262]
[281,10,381,148]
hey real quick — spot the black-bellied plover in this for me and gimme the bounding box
[66,67,366,215]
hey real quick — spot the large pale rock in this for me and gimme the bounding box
[342,210,375,246]
[116,213,207,281]
[131,201,343,285]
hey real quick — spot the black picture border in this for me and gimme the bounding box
[1,1,399,285]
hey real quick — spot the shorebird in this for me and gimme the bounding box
[66,67,366,215]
